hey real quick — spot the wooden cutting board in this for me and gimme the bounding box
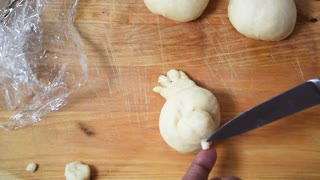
[1,0,320,179]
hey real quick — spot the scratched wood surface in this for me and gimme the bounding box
[1,0,320,179]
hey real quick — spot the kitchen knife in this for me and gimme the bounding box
[207,78,320,142]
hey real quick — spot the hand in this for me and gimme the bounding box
[183,147,240,180]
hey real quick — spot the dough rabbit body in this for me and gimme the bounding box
[154,69,220,153]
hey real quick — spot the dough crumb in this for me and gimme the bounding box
[65,162,90,180]
[201,139,212,150]
[25,163,38,172]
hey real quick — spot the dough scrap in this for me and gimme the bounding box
[228,0,297,41]
[144,0,210,22]
[201,139,212,150]
[65,162,90,180]
[25,163,38,173]
[153,69,220,153]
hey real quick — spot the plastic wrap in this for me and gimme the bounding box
[0,0,88,129]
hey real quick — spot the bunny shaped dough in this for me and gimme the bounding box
[153,69,220,153]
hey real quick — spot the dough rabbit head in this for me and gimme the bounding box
[153,69,220,153]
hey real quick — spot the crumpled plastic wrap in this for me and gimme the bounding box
[0,0,88,129]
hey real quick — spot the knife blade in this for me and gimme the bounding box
[207,78,320,142]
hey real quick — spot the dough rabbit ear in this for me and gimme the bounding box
[179,71,190,80]
[158,75,171,87]
[167,69,181,82]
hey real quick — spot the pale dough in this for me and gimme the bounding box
[153,69,220,153]
[144,0,210,22]
[25,163,38,172]
[228,0,297,41]
[201,139,212,150]
[65,162,90,180]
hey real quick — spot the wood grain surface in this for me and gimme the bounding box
[1,0,320,179]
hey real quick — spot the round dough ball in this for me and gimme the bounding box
[144,0,210,22]
[228,0,297,41]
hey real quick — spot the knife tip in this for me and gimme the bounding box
[206,134,217,142]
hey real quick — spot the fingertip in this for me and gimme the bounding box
[195,146,217,165]
[183,147,217,180]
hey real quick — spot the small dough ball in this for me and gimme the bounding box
[201,139,212,150]
[25,163,38,172]
[65,162,90,180]
[228,0,297,41]
[144,0,210,22]
[154,69,220,153]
